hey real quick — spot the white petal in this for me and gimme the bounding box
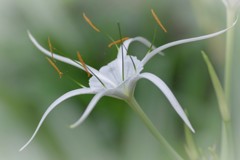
[70,91,107,128]
[89,55,142,90]
[19,88,95,151]
[138,73,195,133]
[117,36,163,59]
[141,22,237,66]
[28,31,115,88]
[28,31,83,69]
[115,37,158,83]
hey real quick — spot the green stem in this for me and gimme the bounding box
[126,97,185,160]
[221,121,234,160]
[224,9,235,102]
[222,8,236,160]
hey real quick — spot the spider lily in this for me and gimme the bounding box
[20,26,233,151]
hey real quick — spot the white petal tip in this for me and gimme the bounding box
[187,124,195,133]
[69,120,84,129]
[191,128,195,133]
[69,122,79,129]
[19,139,33,152]
[19,145,27,152]
[27,31,35,43]
[185,120,195,133]
[19,137,34,151]
[27,30,32,37]
[69,124,76,129]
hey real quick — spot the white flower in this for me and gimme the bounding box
[222,0,240,10]
[20,27,233,151]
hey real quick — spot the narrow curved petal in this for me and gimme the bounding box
[116,37,163,79]
[28,31,115,87]
[19,88,95,151]
[138,72,195,133]
[141,21,237,66]
[70,91,107,128]
[117,36,163,59]
[28,31,83,69]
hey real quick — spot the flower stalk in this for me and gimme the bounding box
[224,8,236,104]
[222,4,238,160]
[126,97,184,160]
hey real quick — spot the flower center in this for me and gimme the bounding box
[89,55,143,90]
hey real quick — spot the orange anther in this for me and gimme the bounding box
[151,9,167,33]
[46,57,63,78]
[77,51,91,77]
[108,37,130,48]
[83,13,101,32]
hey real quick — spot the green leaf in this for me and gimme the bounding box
[201,51,230,122]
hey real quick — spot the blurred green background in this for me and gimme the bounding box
[0,0,238,159]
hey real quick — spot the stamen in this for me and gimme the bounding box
[88,68,106,88]
[151,9,167,33]
[71,57,107,88]
[147,26,157,53]
[67,76,86,88]
[48,37,54,59]
[117,22,125,81]
[83,13,101,32]
[108,37,129,48]
[129,56,137,71]
[77,51,91,77]
[46,57,63,78]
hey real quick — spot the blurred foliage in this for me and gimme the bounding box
[0,0,238,159]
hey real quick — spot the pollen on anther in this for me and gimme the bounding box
[83,13,101,32]
[151,9,167,33]
[77,51,91,77]
[46,57,63,78]
[108,37,129,48]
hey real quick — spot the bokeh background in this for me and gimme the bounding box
[0,0,239,159]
